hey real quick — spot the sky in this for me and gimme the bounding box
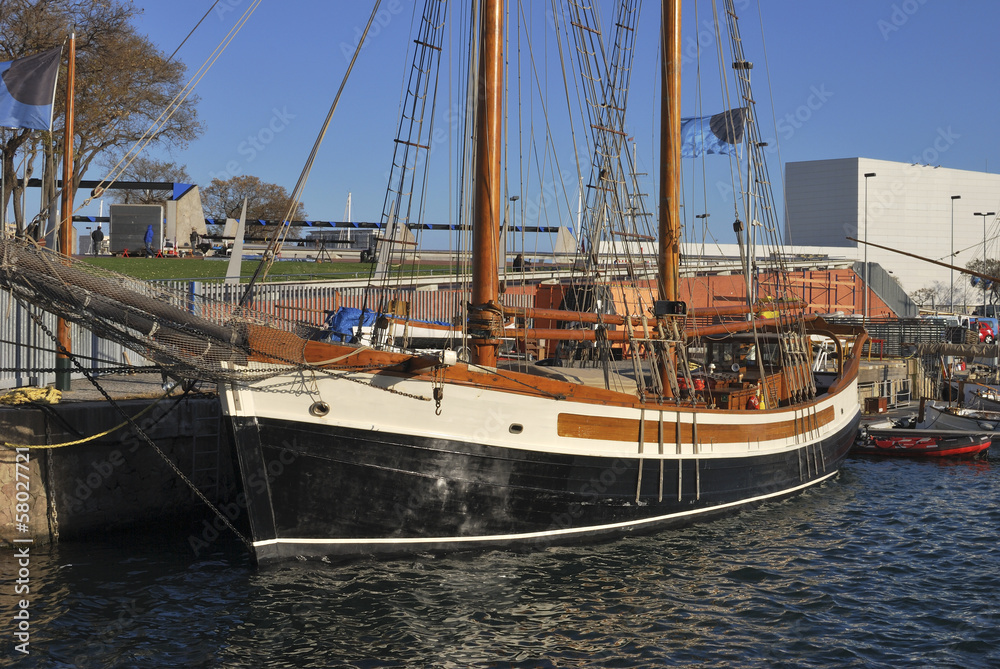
[68,0,1000,249]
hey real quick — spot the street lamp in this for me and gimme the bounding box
[696,213,710,258]
[863,172,876,324]
[509,195,519,258]
[951,195,961,311]
[976,211,996,316]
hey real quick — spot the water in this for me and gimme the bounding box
[5,455,1000,668]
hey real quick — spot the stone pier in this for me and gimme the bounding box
[0,376,236,547]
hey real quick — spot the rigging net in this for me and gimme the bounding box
[0,237,317,384]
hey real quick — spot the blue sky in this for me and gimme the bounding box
[88,0,1000,248]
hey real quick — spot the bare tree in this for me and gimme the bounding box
[202,174,307,240]
[102,155,191,205]
[0,0,202,233]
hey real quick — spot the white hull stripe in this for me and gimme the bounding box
[253,470,838,549]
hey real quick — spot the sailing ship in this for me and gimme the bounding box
[0,0,866,564]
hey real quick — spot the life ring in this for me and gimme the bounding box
[746,395,760,410]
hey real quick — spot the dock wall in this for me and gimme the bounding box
[0,394,235,546]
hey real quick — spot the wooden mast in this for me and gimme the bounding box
[658,0,681,301]
[469,0,504,367]
[55,32,75,391]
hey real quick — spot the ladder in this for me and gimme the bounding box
[190,410,222,501]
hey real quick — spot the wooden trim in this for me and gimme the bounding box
[557,406,836,444]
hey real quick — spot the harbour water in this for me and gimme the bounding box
[4,449,1000,667]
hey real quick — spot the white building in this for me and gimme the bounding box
[784,157,1000,303]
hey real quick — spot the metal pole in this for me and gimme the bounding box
[55,33,75,391]
[950,195,960,311]
[863,172,875,324]
[976,211,995,315]
[509,195,518,259]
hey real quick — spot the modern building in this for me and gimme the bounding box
[784,157,1000,305]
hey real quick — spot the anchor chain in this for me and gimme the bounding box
[20,301,255,553]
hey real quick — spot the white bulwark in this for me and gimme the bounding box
[784,157,1000,299]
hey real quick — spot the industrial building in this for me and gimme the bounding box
[784,157,1000,307]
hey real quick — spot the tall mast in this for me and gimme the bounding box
[658,0,681,301]
[55,32,75,391]
[469,0,504,367]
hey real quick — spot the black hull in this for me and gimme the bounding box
[230,412,859,564]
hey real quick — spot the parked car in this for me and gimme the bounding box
[972,318,996,344]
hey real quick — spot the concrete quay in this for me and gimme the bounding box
[0,375,237,549]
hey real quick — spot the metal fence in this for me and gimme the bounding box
[0,292,148,389]
[1,281,534,389]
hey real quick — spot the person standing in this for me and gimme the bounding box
[144,224,154,257]
[90,224,104,256]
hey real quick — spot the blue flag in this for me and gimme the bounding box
[0,47,61,131]
[680,107,747,157]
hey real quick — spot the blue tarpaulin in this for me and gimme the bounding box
[323,307,452,342]
[324,307,377,342]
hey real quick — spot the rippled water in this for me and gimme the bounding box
[4,455,1000,668]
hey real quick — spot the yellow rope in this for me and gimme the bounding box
[0,387,61,406]
[0,392,170,450]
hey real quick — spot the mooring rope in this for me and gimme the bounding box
[0,391,170,450]
[18,301,255,553]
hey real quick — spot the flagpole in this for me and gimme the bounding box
[55,32,75,391]
[1,132,5,237]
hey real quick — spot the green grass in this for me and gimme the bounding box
[77,256,455,283]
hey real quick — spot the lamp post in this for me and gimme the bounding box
[509,195,519,259]
[695,213,710,259]
[951,195,961,311]
[976,211,996,316]
[863,172,876,324]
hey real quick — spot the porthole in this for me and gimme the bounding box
[509,423,523,434]
[309,401,331,417]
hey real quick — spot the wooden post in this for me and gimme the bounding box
[55,33,75,391]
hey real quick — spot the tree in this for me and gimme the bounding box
[0,0,202,234]
[102,155,191,206]
[909,287,938,309]
[911,278,982,314]
[966,258,1000,312]
[201,175,307,240]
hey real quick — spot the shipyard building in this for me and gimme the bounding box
[784,157,1000,303]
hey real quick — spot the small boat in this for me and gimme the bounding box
[969,388,1000,411]
[852,427,991,459]
[916,402,1000,446]
[944,379,1000,406]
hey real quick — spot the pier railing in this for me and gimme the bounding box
[0,281,532,389]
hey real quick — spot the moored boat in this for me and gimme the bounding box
[969,388,1000,411]
[917,401,1000,446]
[852,428,991,459]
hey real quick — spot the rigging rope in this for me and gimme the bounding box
[18,299,255,552]
[242,0,385,302]
[84,0,264,211]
